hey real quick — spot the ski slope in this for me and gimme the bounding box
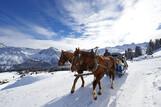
[0,55,161,107]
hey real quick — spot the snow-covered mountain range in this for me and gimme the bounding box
[0,42,147,71]
[98,42,147,54]
[0,44,60,71]
[0,43,6,48]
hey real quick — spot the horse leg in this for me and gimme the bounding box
[80,76,85,87]
[97,81,102,95]
[92,77,98,100]
[112,69,115,89]
[109,70,115,89]
[71,76,79,94]
[92,74,103,100]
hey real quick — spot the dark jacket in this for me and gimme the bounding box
[103,50,111,56]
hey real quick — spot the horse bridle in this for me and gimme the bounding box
[72,53,82,66]
[61,52,68,63]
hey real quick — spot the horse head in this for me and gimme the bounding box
[71,48,96,72]
[71,48,81,72]
[58,50,68,66]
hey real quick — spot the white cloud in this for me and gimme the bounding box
[55,0,161,49]
[111,0,161,43]
[0,27,77,50]
[33,26,56,39]
[0,27,33,40]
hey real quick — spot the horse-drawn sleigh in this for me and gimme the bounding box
[58,48,128,100]
[111,53,128,77]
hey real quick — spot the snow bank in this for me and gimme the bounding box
[153,49,161,57]
[0,72,18,80]
[1,73,52,90]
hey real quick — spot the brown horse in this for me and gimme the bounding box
[58,50,85,93]
[58,50,73,66]
[71,48,116,100]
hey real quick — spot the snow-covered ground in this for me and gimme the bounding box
[153,49,161,57]
[0,54,161,107]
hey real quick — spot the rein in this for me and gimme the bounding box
[72,53,81,65]
[63,54,68,61]
[63,53,73,63]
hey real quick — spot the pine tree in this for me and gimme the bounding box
[146,39,154,55]
[135,46,142,57]
[146,45,153,55]
[149,39,155,51]
[127,48,133,60]
[154,39,160,50]
[125,50,128,59]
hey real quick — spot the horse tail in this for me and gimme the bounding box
[110,56,116,81]
[110,56,116,71]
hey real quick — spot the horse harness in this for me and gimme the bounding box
[75,53,108,73]
[93,56,109,72]
[63,53,73,63]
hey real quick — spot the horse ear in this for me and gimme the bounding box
[75,48,77,51]
[61,50,64,52]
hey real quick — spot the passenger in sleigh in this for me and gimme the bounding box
[116,59,124,75]
[103,48,111,56]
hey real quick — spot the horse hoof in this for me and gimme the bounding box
[71,90,74,94]
[94,97,97,100]
[81,85,84,87]
[111,86,114,89]
[97,91,102,95]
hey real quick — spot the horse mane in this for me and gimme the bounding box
[79,50,95,57]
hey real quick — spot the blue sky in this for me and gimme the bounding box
[0,0,161,50]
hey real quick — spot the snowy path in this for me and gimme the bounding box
[115,58,161,107]
[0,57,161,107]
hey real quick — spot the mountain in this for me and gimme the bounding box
[32,47,60,65]
[98,42,148,55]
[13,47,61,71]
[0,47,40,71]
[0,46,60,71]
[13,59,53,71]
[0,43,6,48]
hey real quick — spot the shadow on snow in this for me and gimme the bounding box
[1,75,47,90]
[43,74,128,107]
